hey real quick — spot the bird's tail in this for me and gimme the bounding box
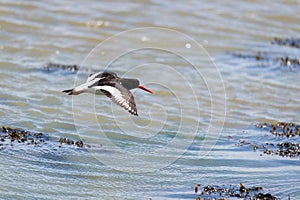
[62,89,74,95]
[62,81,95,95]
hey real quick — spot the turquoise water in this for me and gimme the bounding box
[0,0,299,199]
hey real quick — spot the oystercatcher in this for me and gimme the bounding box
[62,71,153,116]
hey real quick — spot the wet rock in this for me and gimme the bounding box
[194,183,271,200]
[271,37,300,49]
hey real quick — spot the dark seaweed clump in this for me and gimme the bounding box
[232,53,300,68]
[194,183,276,200]
[44,62,97,73]
[0,126,47,148]
[276,56,300,66]
[44,62,79,72]
[231,37,300,69]
[271,37,300,49]
[237,122,300,158]
[231,52,267,61]
[255,122,300,138]
[0,126,85,150]
[59,137,84,148]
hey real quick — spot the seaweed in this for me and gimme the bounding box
[236,122,300,158]
[230,38,300,70]
[194,183,276,200]
[44,62,97,73]
[0,126,85,150]
[271,37,300,49]
[44,62,79,72]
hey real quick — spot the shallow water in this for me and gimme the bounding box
[0,0,299,199]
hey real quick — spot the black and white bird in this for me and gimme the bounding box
[62,71,153,116]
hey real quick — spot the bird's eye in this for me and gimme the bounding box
[89,73,94,77]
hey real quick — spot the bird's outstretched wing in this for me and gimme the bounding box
[87,71,117,83]
[93,82,138,116]
[86,72,103,83]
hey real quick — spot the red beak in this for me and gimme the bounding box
[138,85,153,94]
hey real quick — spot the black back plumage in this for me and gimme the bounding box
[88,71,139,116]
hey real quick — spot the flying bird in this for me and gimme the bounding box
[62,71,153,116]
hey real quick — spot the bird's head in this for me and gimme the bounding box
[121,78,153,94]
